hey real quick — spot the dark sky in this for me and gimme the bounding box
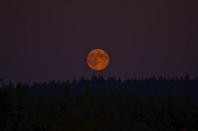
[0,0,198,82]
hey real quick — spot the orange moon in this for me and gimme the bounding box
[87,49,110,71]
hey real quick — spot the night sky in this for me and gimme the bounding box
[0,0,198,82]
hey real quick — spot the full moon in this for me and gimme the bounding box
[87,49,110,71]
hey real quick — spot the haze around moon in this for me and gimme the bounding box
[87,49,110,71]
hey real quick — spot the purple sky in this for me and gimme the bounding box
[0,0,198,82]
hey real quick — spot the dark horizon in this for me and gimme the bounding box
[1,74,198,85]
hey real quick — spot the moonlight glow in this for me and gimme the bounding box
[87,49,110,71]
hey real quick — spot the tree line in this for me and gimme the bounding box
[0,76,198,130]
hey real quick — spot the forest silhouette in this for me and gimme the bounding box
[0,75,198,131]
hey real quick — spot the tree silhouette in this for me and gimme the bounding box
[0,76,198,130]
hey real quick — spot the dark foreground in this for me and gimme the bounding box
[0,76,198,131]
